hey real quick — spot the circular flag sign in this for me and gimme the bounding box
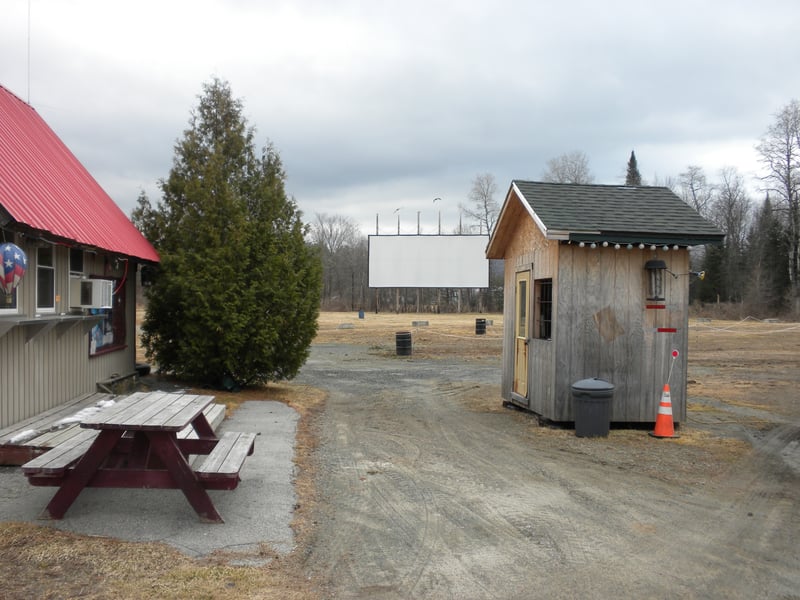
[671,349,679,359]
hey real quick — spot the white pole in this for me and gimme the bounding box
[666,349,679,385]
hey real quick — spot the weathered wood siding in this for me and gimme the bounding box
[0,241,136,429]
[554,245,689,422]
[498,206,559,412]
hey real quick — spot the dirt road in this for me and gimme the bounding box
[295,318,799,599]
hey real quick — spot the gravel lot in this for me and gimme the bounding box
[293,313,800,599]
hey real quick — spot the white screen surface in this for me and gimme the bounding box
[368,235,489,288]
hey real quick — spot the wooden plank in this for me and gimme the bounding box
[82,392,161,428]
[80,391,148,426]
[26,423,84,447]
[178,404,226,439]
[146,430,224,523]
[39,429,124,519]
[136,393,198,428]
[217,433,255,474]
[610,247,632,422]
[0,392,107,444]
[6,399,223,455]
[196,432,255,478]
[553,245,574,419]
[27,469,174,489]
[21,429,98,474]
[89,392,203,431]
[122,392,190,429]
[82,392,210,431]
[195,432,239,474]
[161,395,215,430]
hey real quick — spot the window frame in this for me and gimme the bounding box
[534,277,553,340]
[69,247,85,275]
[89,276,127,357]
[0,287,20,314]
[36,246,56,313]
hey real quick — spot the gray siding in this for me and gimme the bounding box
[0,240,136,428]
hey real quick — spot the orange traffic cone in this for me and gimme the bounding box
[649,384,680,438]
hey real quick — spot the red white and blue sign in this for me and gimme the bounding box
[1,243,27,295]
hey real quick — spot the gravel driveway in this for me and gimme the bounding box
[295,342,799,600]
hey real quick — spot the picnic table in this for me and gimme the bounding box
[21,391,255,523]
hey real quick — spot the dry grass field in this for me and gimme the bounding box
[3,311,798,599]
[314,311,503,359]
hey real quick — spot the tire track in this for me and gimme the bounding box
[298,344,800,599]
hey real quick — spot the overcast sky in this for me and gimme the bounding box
[2,0,799,235]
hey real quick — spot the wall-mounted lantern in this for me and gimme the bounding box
[645,259,667,301]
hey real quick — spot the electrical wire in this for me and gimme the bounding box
[113,259,129,295]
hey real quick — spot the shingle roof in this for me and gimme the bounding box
[512,180,724,245]
[0,85,159,263]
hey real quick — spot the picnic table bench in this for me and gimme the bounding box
[22,391,255,523]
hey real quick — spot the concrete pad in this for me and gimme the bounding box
[0,401,298,563]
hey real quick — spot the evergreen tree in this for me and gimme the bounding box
[745,195,791,313]
[139,79,322,387]
[625,150,642,186]
[695,244,725,304]
[756,99,800,314]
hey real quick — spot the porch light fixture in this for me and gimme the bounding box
[645,259,667,301]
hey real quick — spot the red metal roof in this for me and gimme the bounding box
[0,85,159,263]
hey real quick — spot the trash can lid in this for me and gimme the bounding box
[571,377,615,392]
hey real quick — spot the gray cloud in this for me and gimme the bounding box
[2,0,798,235]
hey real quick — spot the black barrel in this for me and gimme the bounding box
[475,318,487,335]
[396,331,412,356]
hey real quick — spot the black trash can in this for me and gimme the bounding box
[571,378,614,437]
[475,318,487,335]
[396,331,412,356]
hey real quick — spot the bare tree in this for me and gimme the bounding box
[756,99,800,313]
[541,150,595,184]
[309,213,360,255]
[461,173,500,235]
[709,167,752,301]
[678,165,713,218]
[309,213,365,309]
[650,173,678,192]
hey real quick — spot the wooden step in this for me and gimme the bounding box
[195,431,256,489]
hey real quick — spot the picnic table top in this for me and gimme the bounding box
[80,391,216,432]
